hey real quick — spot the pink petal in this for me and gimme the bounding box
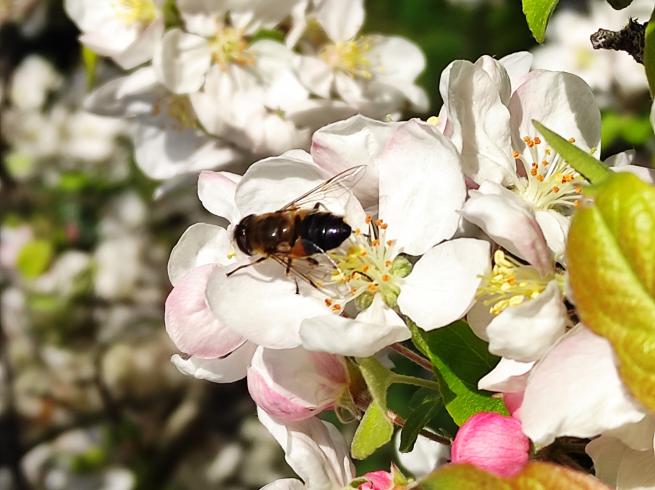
[451,412,530,477]
[164,264,245,358]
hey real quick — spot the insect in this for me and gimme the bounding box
[227,165,366,292]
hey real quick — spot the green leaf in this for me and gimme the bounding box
[533,120,611,185]
[17,240,53,279]
[357,356,395,409]
[410,321,507,426]
[607,0,633,8]
[567,172,655,411]
[351,401,394,460]
[82,46,97,90]
[399,389,443,453]
[644,6,655,94]
[601,112,652,148]
[521,0,559,43]
[418,462,608,489]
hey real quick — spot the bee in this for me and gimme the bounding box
[228,165,366,291]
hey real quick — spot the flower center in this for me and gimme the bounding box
[510,135,586,213]
[320,37,374,79]
[477,250,560,316]
[328,217,411,311]
[209,27,254,68]
[155,95,198,129]
[112,0,156,25]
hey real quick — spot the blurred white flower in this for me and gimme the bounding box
[9,55,62,110]
[65,0,165,69]
[94,236,144,300]
[532,0,651,101]
[293,0,428,119]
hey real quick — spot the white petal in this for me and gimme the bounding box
[153,29,211,94]
[535,210,569,263]
[261,479,306,490]
[258,409,354,489]
[510,70,601,160]
[165,264,246,358]
[486,282,568,362]
[206,260,326,349]
[378,120,466,255]
[605,415,655,452]
[478,357,533,393]
[616,445,655,489]
[299,295,410,357]
[586,436,624,488]
[113,18,164,70]
[168,223,235,285]
[474,55,511,106]
[314,0,364,42]
[295,55,334,98]
[399,238,490,330]
[395,432,450,478]
[235,153,323,215]
[466,300,493,341]
[440,60,514,184]
[311,114,397,211]
[613,164,655,185]
[84,66,162,118]
[129,117,242,180]
[461,181,553,275]
[519,325,647,446]
[171,342,257,383]
[197,170,241,223]
[177,0,225,37]
[498,52,533,93]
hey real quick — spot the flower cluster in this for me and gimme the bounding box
[66,0,428,184]
[164,45,655,488]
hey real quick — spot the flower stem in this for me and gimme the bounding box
[386,409,451,446]
[392,374,441,392]
[389,343,433,373]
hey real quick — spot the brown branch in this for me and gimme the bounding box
[389,343,433,373]
[590,18,646,64]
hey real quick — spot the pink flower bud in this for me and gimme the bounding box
[451,412,530,477]
[247,347,349,422]
[358,470,393,490]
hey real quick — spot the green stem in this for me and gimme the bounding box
[391,374,441,392]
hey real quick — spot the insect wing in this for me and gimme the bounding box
[278,165,366,211]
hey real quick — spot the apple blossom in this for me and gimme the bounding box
[441,53,600,261]
[247,347,350,422]
[293,0,428,120]
[451,412,530,477]
[193,121,490,357]
[65,0,164,69]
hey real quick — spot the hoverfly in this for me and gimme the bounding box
[227,165,366,292]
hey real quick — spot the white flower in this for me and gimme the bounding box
[65,0,164,69]
[532,0,651,100]
[196,122,487,358]
[440,52,600,260]
[516,325,647,447]
[258,408,355,490]
[293,0,428,119]
[395,432,450,478]
[9,55,62,110]
[85,66,243,180]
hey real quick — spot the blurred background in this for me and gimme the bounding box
[1,0,653,489]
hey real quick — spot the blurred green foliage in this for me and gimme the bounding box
[365,0,536,113]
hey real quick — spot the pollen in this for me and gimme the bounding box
[325,298,333,306]
[113,0,157,25]
[477,250,558,316]
[512,151,521,159]
[320,36,374,79]
[365,215,373,224]
[227,250,237,260]
[331,304,342,312]
[209,27,254,68]
[328,219,410,310]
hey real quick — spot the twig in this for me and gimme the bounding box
[389,343,433,373]
[591,18,646,64]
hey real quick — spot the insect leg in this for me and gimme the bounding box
[226,256,267,277]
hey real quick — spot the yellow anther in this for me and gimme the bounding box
[512,151,521,159]
[354,228,361,235]
[427,115,440,126]
[367,283,379,292]
[568,137,576,143]
[325,298,333,306]
[533,136,541,145]
[552,185,560,193]
[386,239,395,246]
[381,274,391,282]
[371,239,380,247]
[331,304,342,312]
[536,175,544,182]
[384,260,392,267]
[365,215,373,224]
